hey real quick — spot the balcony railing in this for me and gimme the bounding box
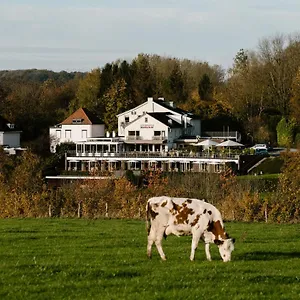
[126,136,166,141]
[201,131,241,141]
[126,136,142,141]
[68,150,240,160]
[152,136,165,140]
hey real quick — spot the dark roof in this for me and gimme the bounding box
[0,116,16,131]
[60,108,103,125]
[148,112,191,128]
[153,100,201,119]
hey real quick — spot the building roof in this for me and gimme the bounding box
[117,97,201,120]
[0,115,17,131]
[147,112,191,128]
[60,108,103,125]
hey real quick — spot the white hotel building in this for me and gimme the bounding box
[49,97,241,174]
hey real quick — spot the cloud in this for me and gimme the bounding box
[1,1,300,71]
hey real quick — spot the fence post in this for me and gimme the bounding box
[78,201,81,218]
[48,204,52,218]
[264,205,268,223]
[105,202,108,217]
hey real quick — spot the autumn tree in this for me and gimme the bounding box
[10,150,44,195]
[70,68,103,117]
[103,78,132,132]
[290,68,300,124]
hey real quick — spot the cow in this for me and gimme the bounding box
[146,196,235,262]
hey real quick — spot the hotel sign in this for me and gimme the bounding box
[141,124,154,128]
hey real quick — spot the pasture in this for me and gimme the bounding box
[0,219,299,300]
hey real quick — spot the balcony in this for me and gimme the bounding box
[126,136,142,141]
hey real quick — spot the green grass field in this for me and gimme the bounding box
[0,219,300,300]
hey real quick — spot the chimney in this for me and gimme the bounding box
[169,101,174,107]
[148,97,154,112]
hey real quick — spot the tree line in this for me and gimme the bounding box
[0,33,299,155]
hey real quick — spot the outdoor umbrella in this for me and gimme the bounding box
[216,140,244,155]
[216,140,244,147]
[194,139,219,147]
[194,139,219,156]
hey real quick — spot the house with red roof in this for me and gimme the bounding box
[49,107,105,153]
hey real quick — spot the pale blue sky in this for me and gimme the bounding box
[1,0,300,72]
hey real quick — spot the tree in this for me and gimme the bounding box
[70,68,102,116]
[131,54,155,104]
[290,68,300,124]
[276,117,295,147]
[165,62,187,104]
[10,150,43,195]
[198,73,213,101]
[103,79,132,132]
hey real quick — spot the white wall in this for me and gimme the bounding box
[91,124,105,137]
[1,132,21,147]
[118,98,184,136]
[49,124,105,153]
[125,115,169,140]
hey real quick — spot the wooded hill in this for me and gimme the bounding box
[0,33,299,154]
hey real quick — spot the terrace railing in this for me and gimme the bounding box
[67,150,240,160]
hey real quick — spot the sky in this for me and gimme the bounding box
[1,0,300,72]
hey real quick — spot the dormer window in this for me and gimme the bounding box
[72,118,83,124]
[7,123,15,129]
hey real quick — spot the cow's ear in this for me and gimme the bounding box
[232,238,236,244]
[214,239,224,245]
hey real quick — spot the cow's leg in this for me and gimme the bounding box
[147,226,166,260]
[155,231,167,260]
[147,226,156,259]
[190,229,203,261]
[205,243,212,261]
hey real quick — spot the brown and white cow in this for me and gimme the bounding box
[146,196,235,262]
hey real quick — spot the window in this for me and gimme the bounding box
[154,131,161,136]
[56,130,61,138]
[65,130,71,139]
[145,117,148,123]
[129,131,139,137]
[125,116,129,123]
[82,130,87,139]
[72,118,83,124]
[7,123,14,129]
[131,111,136,115]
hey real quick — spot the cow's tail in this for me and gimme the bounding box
[146,201,151,235]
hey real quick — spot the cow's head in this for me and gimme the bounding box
[215,238,235,262]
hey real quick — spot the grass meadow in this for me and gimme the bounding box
[0,219,300,300]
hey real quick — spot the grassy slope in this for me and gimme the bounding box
[0,219,299,300]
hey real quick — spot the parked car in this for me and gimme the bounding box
[251,144,268,150]
[255,148,269,156]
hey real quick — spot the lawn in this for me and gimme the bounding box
[0,219,299,300]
